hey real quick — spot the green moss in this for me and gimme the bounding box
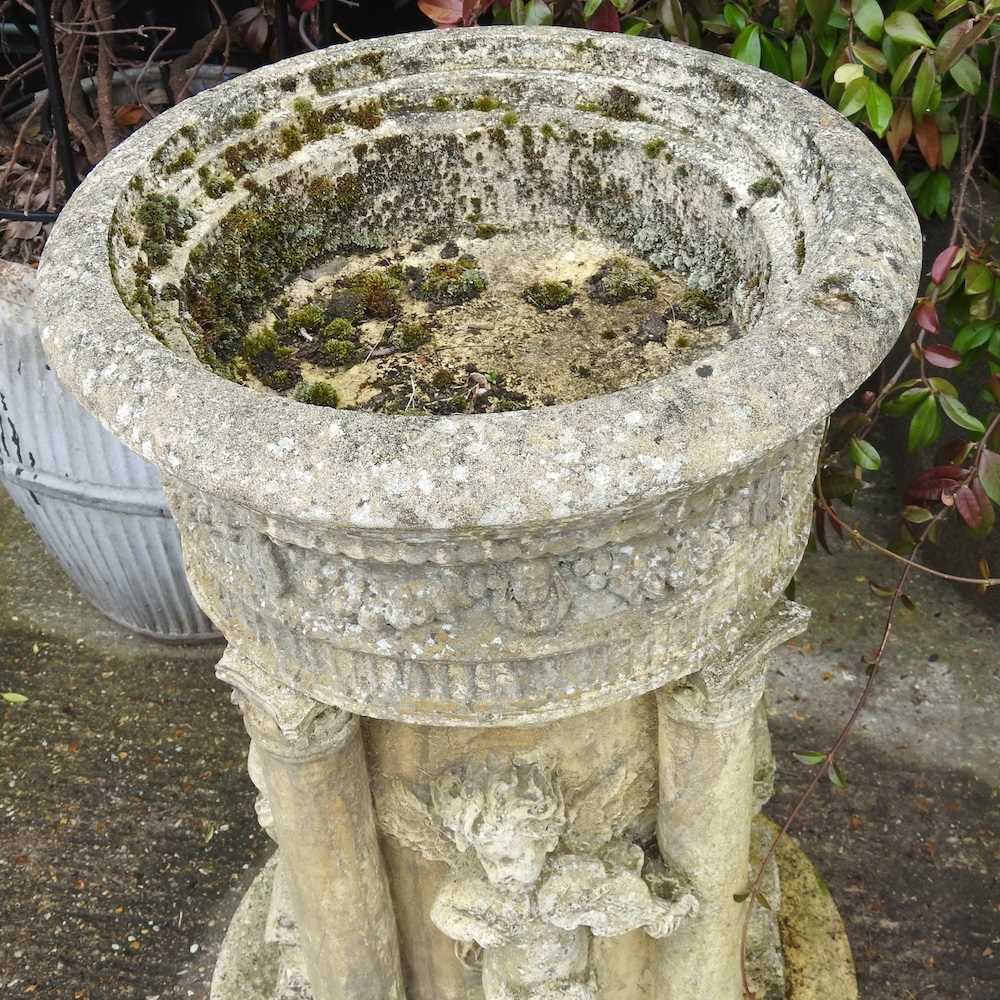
[540,123,558,141]
[238,110,260,129]
[352,270,401,318]
[309,66,338,95]
[524,280,574,310]
[749,176,781,198]
[392,321,432,351]
[644,138,666,159]
[135,193,193,267]
[474,223,500,239]
[466,94,501,112]
[178,124,198,142]
[345,100,383,130]
[242,327,299,389]
[282,303,326,334]
[419,258,488,305]
[431,368,454,390]
[222,137,267,177]
[322,317,356,340]
[432,96,453,112]
[280,124,304,156]
[603,86,642,121]
[166,148,196,174]
[295,380,339,407]
[293,97,327,141]
[197,165,235,198]
[501,111,519,127]
[358,52,385,70]
[321,338,358,365]
[677,288,722,324]
[795,232,806,271]
[588,258,655,303]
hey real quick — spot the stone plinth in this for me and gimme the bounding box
[38,26,920,1000]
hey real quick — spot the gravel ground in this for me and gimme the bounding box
[1,475,997,999]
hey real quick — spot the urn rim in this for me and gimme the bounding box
[37,27,921,531]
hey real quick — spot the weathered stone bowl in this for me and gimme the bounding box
[38,27,920,1000]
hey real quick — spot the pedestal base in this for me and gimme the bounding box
[211,820,856,1000]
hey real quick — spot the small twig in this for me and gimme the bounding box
[333,23,354,43]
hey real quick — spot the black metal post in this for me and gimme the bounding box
[275,0,290,60]
[32,0,79,195]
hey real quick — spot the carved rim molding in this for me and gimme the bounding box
[38,27,920,533]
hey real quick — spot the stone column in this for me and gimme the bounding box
[654,601,808,1000]
[220,648,405,1000]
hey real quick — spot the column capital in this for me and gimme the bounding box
[218,645,355,760]
[658,600,810,726]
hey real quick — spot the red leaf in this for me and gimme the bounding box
[588,0,622,31]
[954,485,982,529]
[914,117,941,170]
[922,344,962,368]
[914,301,939,333]
[295,0,320,11]
[419,0,463,24]
[930,245,960,285]
[886,103,912,164]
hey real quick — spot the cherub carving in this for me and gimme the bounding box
[385,758,698,1000]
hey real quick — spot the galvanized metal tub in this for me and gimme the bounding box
[0,261,218,641]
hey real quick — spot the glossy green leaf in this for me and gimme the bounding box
[732,24,762,66]
[835,62,866,84]
[928,376,958,397]
[723,2,748,29]
[794,750,827,765]
[903,504,934,522]
[940,394,986,434]
[762,35,793,78]
[912,53,936,122]
[890,48,922,95]
[883,385,931,416]
[2,691,28,705]
[829,762,848,788]
[849,436,882,470]
[866,82,893,135]
[980,451,1000,506]
[853,41,888,73]
[950,54,981,95]
[965,262,994,295]
[852,0,884,41]
[839,75,870,116]
[953,322,996,353]
[884,11,936,48]
[805,0,835,33]
[585,0,604,18]
[523,0,554,25]
[908,392,942,450]
[941,131,959,169]
[791,33,809,80]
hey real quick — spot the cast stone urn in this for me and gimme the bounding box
[37,26,920,1000]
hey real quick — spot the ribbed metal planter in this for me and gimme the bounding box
[0,261,218,641]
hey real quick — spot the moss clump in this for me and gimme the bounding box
[644,138,666,159]
[540,123,558,141]
[432,96,453,111]
[280,124,304,156]
[345,100,383,130]
[222,137,267,177]
[603,86,642,121]
[238,110,260,129]
[475,223,500,239]
[323,317,356,340]
[392,321,432,351]
[293,97,328,141]
[524,280,574,310]
[309,66,338,95]
[295,381,339,407]
[419,258,488,305]
[242,327,299,389]
[279,303,326,336]
[178,124,198,142]
[322,338,358,365]
[588,258,655,304]
[431,368,454,390]
[467,95,501,112]
[501,111,519,127]
[749,176,781,198]
[166,148,196,174]
[135,192,193,267]
[197,165,235,198]
[352,270,401,318]
[676,288,722,325]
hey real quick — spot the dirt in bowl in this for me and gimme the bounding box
[230,228,737,413]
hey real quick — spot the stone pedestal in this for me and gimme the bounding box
[39,26,920,1000]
